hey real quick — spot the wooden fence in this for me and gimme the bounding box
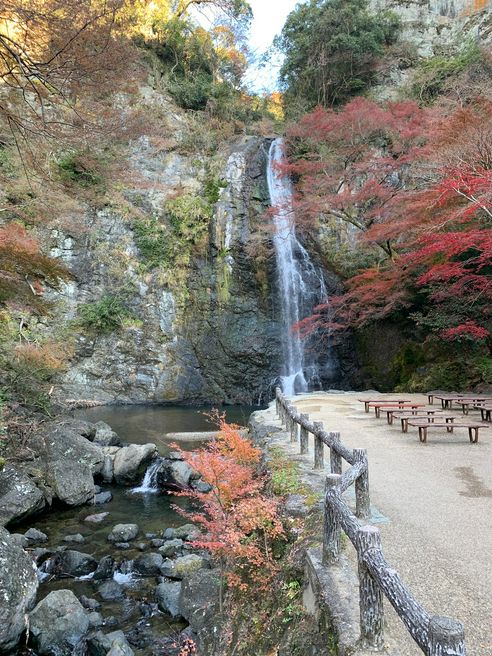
[275,388,466,656]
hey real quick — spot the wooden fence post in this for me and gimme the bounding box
[290,414,299,443]
[323,474,342,565]
[354,449,370,520]
[330,432,343,474]
[300,414,309,454]
[357,526,384,650]
[428,616,466,656]
[313,421,324,470]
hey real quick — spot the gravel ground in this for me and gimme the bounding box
[260,391,492,655]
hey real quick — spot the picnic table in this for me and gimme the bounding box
[405,419,488,443]
[371,402,426,419]
[386,408,445,426]
[359,399,409,413]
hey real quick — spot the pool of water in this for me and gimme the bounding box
[74,404,260,454]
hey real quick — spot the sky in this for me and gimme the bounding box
[245,0,300,92]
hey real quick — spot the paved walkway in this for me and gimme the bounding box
[261,392,492,655]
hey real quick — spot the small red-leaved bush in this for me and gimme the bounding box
[172,413,284,592]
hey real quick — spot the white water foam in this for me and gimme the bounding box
[130,459,161,494]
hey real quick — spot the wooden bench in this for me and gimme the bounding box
[359,399,409,413]
[401,414,456,433]
[371,402,425,419]
[386,408,444,425]
[454,398,492,415]
[479,405,492,422]
[405,420,488,443]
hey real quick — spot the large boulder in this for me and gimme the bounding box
[160,554,209,580]
[93,422,122,447]
[26,423,104,506]
[42,424,104,476]
[29,589,90,656]
[0,465,45,526]
[55,418,97,441]
[112,444,157,485]
[156,458,196,490]
[155,580,182,618]
[179,569,222,652]
[0,527,39,652]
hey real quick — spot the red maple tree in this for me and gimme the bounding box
[285,98,492,350]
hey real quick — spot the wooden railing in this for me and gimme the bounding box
[275,388,466,656]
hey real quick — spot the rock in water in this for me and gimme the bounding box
[133,552,163,576]
[63,533,85,544]
[97,580,125,601]
[24,528,48,544]
[113,444,157,484]
[0,527,39,652]
[94,490,113,504]
[93,555,115,580]
[54,550,98,577]
[155,580,182,618]
[156,459,195,489]
[107,523,139,543]
[158,538,183,558]
[49,460,95,507]
[87,630,133,656]
[84,512,110,524]
[0,465,45,526]
[93,422,122,447]
[29,589,90,656]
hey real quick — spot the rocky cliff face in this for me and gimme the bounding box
[52,126,282,405]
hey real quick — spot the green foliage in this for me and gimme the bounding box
[276,0,400,114]
[204,174,228,204]
[132,217,172,269]
[57,152,103,187]
[78,294,134,334]
[268,447,307,496]
[166,194,212,243]
[0,146,15,178]
[411,42,483,103]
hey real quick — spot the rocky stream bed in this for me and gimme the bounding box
[0,407,243,656]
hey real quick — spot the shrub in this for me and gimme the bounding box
[411,42,483,103]
[132,217,173,269]
[2,341,70,413]
[57,152,103,187]
[78,294,134,334]
[166,194,212,244]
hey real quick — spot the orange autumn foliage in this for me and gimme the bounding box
[173,415,284,591]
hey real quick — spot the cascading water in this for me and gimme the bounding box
[267,138,327,396]
[130,458,162,494]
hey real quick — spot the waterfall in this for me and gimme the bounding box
[267,138,327,396]
[130,459,161,494]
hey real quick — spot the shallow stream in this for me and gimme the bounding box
[16,404,259,655]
